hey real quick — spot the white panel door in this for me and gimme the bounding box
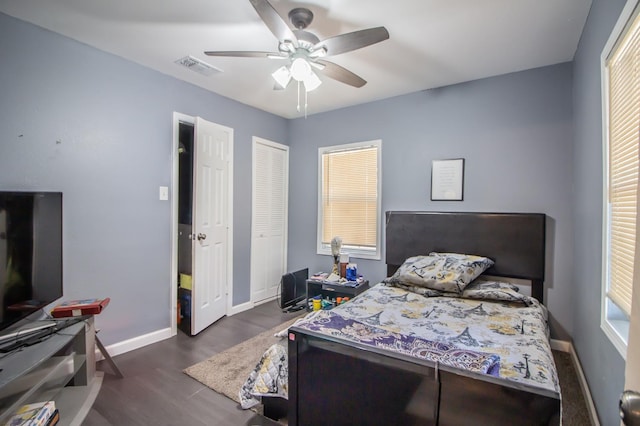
[250,138,288,304]
[191,117,232,335]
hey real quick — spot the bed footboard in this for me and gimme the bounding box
[288,328,560,426]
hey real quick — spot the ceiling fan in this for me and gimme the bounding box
[204,0,389,94]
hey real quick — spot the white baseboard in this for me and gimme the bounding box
[550,339,600,426]
[227,296,278,316]
[227,300,254,316]
[98,300,262,360]
[568,343,600,426]
[550,338,571,352]
[95,327,172,360]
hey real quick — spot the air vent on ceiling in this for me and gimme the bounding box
[175,56,222,76]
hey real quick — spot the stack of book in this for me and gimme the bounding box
[5,400,59,426]
[50,298,110,318]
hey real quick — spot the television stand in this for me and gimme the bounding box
[0,321,57,347]
[0,329,55,353]
[0,317,101,425]
[0,318,83,354]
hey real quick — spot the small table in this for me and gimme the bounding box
[306,279,370,310]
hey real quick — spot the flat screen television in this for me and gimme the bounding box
[279,268,308,312]
[0,191,63,333]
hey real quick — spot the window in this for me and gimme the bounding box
[317,140,381,260]
[602,0,640,358]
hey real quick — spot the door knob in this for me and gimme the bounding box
[197,233,207,241]
[621,390,640,426]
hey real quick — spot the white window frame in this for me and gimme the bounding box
[600,0,640,359]
[316,140,382,260]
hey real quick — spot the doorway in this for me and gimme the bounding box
[171,113,234,336]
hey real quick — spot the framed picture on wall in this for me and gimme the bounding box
[431,158,464,201]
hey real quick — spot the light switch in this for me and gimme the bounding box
[159,186,169,201]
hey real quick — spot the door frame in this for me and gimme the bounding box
[170,112,234,336]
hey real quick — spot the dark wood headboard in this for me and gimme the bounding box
[385,211,546,302]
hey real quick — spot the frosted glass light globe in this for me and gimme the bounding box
[290,57,311,81]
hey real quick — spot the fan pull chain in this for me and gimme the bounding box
[304,89,308,119]
[295,81,309,117]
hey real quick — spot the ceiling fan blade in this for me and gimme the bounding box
[249,0,298,47]
[314,27,389,56]
[204,51,279,58]
[316,60,366,88]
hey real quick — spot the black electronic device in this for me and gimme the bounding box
[278,268,308,312]
[0,191,63,336]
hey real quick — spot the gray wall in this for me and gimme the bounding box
[572,0,627,424]
[288,63,575,340]
[0,13,287,344]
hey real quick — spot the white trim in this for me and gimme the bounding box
[316,139,382,260]
[602,315,628,359]
[601,0,640,60]
[224,124,235,318]
[549,338,571,352]
[599,0,639,359]
[227,300,254,316]
[97,327,172,359]
[255,294,279,306]
[569,343,601,426]
[253,136,290,151]
[550,340,600,426]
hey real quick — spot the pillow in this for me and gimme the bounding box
[461,279,537,306]
[383,252,494,293]
[382,281,445,298]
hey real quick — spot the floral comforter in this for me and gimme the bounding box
[240,281,560,408]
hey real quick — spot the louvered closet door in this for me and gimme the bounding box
[250,138,288,303]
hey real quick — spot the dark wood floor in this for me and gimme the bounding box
[83,300,293,426]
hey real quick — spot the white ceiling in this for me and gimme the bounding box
[0,0,592,119]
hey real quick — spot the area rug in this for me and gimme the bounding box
[183,314,305,406]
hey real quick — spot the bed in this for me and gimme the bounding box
[247,211,561,425]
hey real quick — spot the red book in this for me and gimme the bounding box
[50,298,110,318]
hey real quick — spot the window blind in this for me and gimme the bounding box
[321,145,378,249]
[607,10,640,317]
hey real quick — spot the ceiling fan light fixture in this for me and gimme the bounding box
[290,57,312,82]
[303,71,322,92]
[204,0,390,115]
[272,66,292,88]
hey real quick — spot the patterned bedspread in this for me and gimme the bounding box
[239,342,288,409]
[293,311,502,376]
[240,282,560,408]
